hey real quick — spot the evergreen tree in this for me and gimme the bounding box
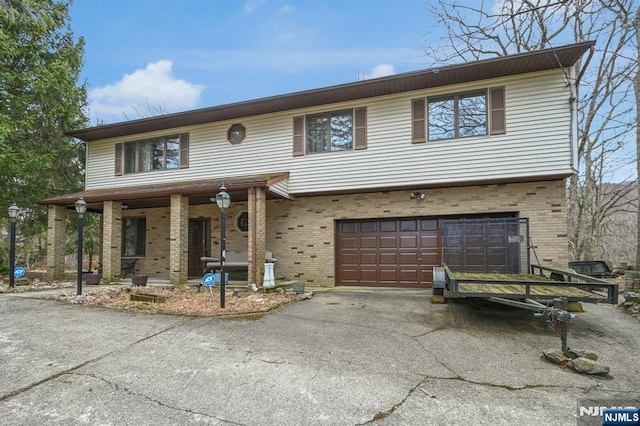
[0,0,87,267]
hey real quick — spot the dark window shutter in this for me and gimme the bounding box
[489,87,506,135]
[354,107,367,150]
[293,116,304,156]
[115,143,123,176]
[412,98,426,143]
[179,133,189,168]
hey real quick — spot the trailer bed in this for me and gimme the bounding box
[435,264,618,308]
[457,281,601,300]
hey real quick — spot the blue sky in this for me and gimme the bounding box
[69,0,436,125]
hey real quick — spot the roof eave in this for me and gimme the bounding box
[68,41,595,142]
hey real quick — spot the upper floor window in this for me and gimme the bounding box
[124,135,180,173]
[411,87,505,144]
[115,133,189,176]
[292,107,367,156]
[428,90,487,140]
[306,110,353,153]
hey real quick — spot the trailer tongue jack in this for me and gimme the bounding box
[539,298,610,375]
[544,298,577,359]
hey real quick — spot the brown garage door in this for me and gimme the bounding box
[336,218,441,288]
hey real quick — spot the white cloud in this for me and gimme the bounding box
[244,0,267,13]
[364,64,396,79]
[278,4,295,14]
[88,60,205,124]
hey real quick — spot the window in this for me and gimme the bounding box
[411,87,505,144]
[115,133,189,176]
[236,211,249,233]
[292,107,367,156]
[122,217,146,257]
[227,124,246,145]
[124,135,180,173]
[306,109,353,153]
[428,90,487,141]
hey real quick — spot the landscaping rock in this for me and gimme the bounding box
[568,357,610,375]
[543,348,570,364]
[624,291,640,304]
[618,291,640,321]
[568,349,598,361]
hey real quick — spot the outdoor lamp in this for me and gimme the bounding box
[75,198,87,216]
[215,185,231,209]
[212,185,231,308]
[8,203,20,220]
[75,198,87,296]
[8,203,20,288]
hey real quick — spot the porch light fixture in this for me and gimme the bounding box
[8,203,20,288]
[411,191,426,200]
[212,185,231,308]
[75,198,87,296]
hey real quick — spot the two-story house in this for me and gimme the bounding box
[41,41,594,288]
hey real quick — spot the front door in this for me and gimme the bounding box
[188,218,211,278]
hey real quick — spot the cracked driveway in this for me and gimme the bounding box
[0,289,639,425]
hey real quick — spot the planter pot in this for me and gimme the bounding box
[131,274,148,287]
[84,273,102,285]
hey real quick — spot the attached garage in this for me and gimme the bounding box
[336,218,441,288]
[335,216,528,288]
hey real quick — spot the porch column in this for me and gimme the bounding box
[170,194,189,284]
[248,187,266,287]
[102,201,122,282]
[46,205,67,280]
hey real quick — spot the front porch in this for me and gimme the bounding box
[39,174,290,287]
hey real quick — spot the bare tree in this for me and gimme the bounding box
[634,7,640,270]
[427,0,638,266]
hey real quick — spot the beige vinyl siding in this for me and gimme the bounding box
[86,69,573,194]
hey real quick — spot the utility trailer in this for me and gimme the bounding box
[433,263,619,313]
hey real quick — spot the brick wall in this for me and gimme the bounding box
[122,180,568,285]
[266,180,568,286]
[124,203,251,278]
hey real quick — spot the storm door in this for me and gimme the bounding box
[188,218,211,277]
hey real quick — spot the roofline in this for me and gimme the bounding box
[38,173,290,206]
[68,41,595,142]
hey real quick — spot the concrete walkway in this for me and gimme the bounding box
[0,288,638,425]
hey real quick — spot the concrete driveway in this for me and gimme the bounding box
[0,288,638,425]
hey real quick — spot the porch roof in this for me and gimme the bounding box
[38,172,290,212]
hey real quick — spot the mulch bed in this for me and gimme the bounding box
[51,285,304,317]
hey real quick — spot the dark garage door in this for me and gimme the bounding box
[442,217,529,274]
[336,218,442,288]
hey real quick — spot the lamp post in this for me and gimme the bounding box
[75,198,87,296]
[214,185,231,308]
[8,203,20,288]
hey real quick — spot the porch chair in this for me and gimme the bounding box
[121,259,137,278]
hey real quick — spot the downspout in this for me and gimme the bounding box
[251,187,257,288]
[569,65,579,173]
